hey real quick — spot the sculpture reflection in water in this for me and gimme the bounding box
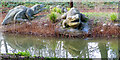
[64,39,118,58]
[0,32,9,53]
[0,33,118,58]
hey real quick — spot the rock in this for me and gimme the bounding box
[81,22,90,33]
[44,24,48,27]
[26,22,32,25]
[114,23,120,27]
[66,28,79,33]
[2,4,46,25]
[100,29,104,32]
[108,23,112,26]
[56,27,66,34]
[102,23,107,26]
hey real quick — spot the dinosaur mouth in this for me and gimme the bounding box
[68,22,80,28]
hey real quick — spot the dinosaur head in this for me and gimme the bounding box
[31,4,46,14]
[1,18,11,25]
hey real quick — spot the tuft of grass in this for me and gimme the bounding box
[110,13,117,21]
[52,7,62,14]
[82,12,118,23]
[16,51,31,56]
[52,7,57,12]
[67,8,71,11]
[49,12,57,23]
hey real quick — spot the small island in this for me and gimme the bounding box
[0,1,119,59]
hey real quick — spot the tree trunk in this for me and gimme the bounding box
[118,1,120,21]
[69,0,73,8]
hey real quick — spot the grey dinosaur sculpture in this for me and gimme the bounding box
[57,7,90,33]
[61,7,88,29]
[2,4,46,25]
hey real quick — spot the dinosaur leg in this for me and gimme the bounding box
[62,20,67,28]
[61,13,67,19]
[14,10,29,22]
[14,10,32,24]
[2,9,20,25]
[26,8,34,20]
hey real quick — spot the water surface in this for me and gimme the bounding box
[0,32,118,58]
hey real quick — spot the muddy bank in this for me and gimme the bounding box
[91,23,120,37]
[0,11,119,38]
[1,21,89,38]
[0,15,90,38]
[1,14,56,37]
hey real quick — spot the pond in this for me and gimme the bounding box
[0,32,119,58]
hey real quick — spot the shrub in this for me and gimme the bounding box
[16,51,31,56]
[43,5,50,12]
[52,7,57,12]
[56,8,62,14]
[110,13,117,21]
[49,12,57,23]
[52,7,62,14]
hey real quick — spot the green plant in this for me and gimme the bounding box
[110,13,117,21]
[67,8,71,11]
[16,51,31,56]
[45,5,50,9]
[56,8,62,14]
[52,7,62,14]
[52,7,57,12]
[49,12,57,23]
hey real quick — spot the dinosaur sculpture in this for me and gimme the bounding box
[2,4,46,25]
[61,7,88,29]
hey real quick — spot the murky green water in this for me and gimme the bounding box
[0,32,119,58]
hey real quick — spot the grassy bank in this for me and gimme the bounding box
[1,51,93,60]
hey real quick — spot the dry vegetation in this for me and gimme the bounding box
[91,23,120,37]
[2,13,56,37]
[2,15,119,38]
